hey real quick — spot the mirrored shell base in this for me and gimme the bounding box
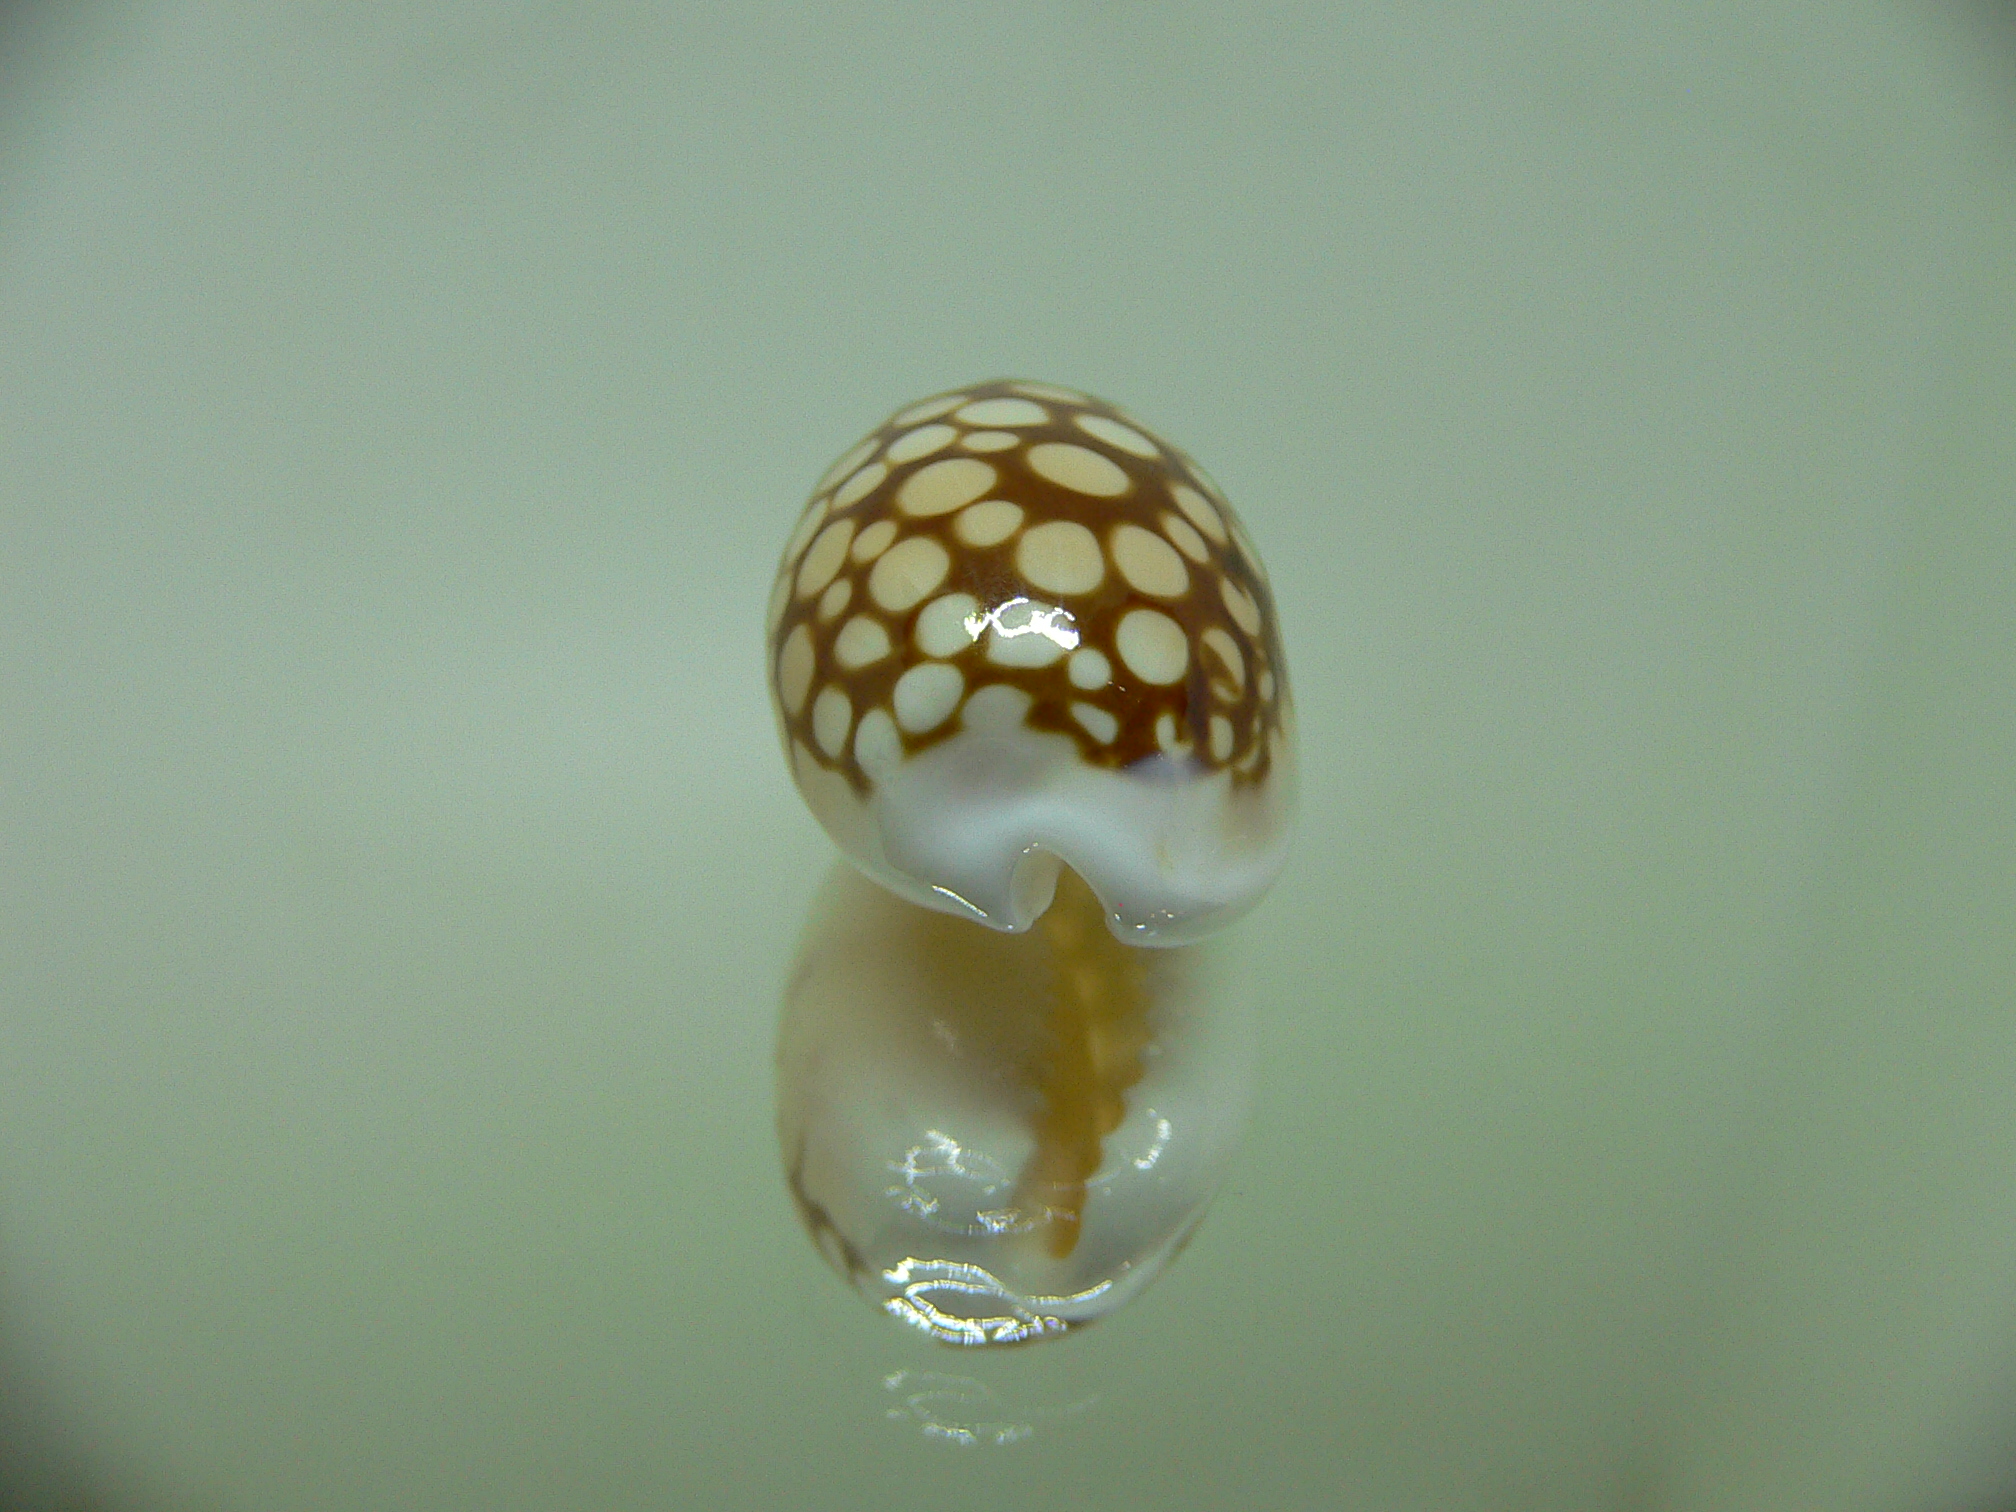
[776,864,1256,1345]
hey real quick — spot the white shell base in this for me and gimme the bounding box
[790,716,1294,946]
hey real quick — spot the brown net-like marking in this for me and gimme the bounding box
[768,380,1287,796]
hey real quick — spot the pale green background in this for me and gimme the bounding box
[2,3,2014,1510]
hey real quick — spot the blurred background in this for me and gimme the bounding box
[1,2,2013,1509]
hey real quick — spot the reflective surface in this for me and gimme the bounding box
[2,5,2015,1511]
[777,865,1255,1344]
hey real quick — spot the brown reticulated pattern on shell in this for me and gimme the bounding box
[768,379,1287,794]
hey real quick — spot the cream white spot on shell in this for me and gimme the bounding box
[776,624,815,714]
[833,614,892,670]
[1067,647,1111,690]
[915,593,982,658]
[954,499,1024,548]
[893,662,964,733]
[893,393,966,426]
[1208,715,1234,762]
[1116,608,1189,685]
[955,397,1048,427]
[834,461,888,509]
[987,634,1069,670]
[886,423,957,464]
[816,438,877,493]
[1220,577,1263,635]
[1010,381,1088,404]
[897,458,997,518]
[1075,413,1157,457]
[1259,668,1276,703]
[766,572,792,633]
[960,430,1020,453]
[961,683,1032,733]
[1110,523,1190,598]
[985,599,1077,668]
[1015,520,1105,596]
[869,535,952,613]
[1201,626,1245,694]
[812,685,853,758]
[1160,511,1209,563]
[1028,442,1130,498]
[796,518,856,599]
[1171,483,1227,543]
[853,706,901,776]
[1154,711,1191,756]
[1072,702,1120,744]
[817,577,853,623]
[850,518,898,563]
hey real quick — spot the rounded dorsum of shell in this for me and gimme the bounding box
[768,380,1296,945]
[776,863,1257,1345]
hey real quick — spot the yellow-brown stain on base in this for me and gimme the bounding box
[1013,868,1154,1259]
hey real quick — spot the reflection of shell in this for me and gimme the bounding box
[776,863,1256,1346]
[880,1369,1095,1447]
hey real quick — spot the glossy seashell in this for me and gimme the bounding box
[769,382,1289,1345]
[767,379,1296,946]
